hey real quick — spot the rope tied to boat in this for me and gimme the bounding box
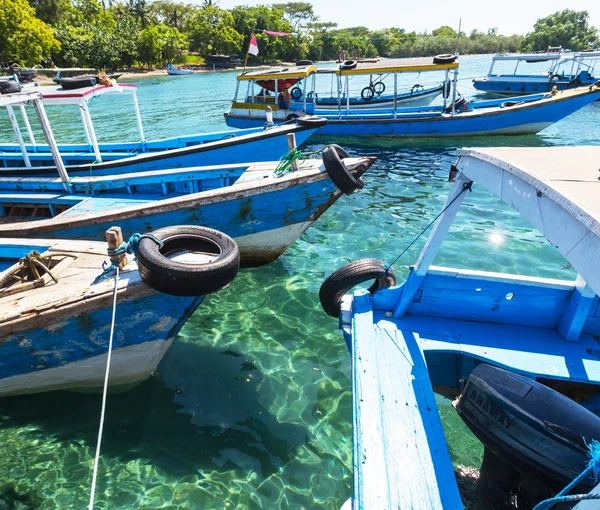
[94,233,163,283]
[533,439,600,509]
[88,265,119,510]
[274,148,304,177]
[384,180,472,274]
[0,250,59,289]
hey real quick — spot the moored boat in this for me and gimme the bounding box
[0,86,326,169]
[473,50,600,95]
[0,225,240,396]
[166,63,200,75]
[320,146,600,507]
[226,55,600,137]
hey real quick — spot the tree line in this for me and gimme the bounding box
[1,1,598,69]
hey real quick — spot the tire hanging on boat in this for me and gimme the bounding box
[361,86,375,101]
[284,113,299,122]
[319,259,397,318]
[290,87,303,100]
[372,81,385,94]
[136,225,240,296]
[322,144,363,195]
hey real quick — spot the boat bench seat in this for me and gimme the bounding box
[349,290,463,509]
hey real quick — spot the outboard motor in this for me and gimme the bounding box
[454,364,600,493]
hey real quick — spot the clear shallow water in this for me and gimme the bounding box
[0,55,599,509]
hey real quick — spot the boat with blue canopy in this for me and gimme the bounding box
[225,55,600,137]
[473,50,600,95]
[0,84,324,168]
[319,146,600,508]
[224,61,449,125]
[0,224,239,396]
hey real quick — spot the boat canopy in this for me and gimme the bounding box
[237,65,317,81]
[491,53,563,63]
[334,57,459,75]
[32,83,138,105]
[456,146,600,296]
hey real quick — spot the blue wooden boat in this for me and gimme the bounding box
[473,51,600,95]
[0,85,324,168]
[320,146,600,507]
[225,56,600,137]
[0,154,375,266]
[0,225,239,396]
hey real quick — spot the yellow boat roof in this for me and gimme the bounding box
[335,57,459,75]
[237,65,317,81]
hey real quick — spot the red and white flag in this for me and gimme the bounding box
[248,33,259,56]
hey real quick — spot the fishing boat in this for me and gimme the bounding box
[0,225,240,396]
[225,56,600,137]
[205,55,242,70]
[224,63,447,126]
[50,68,122,84]
[320,146,600,508]
[166,63,200,76]
[473,51,600,95]
[0,85,326,169]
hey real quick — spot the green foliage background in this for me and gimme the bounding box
[0,2,598,69]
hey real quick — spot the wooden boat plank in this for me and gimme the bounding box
[386,313,600,383]
[352,290,462,509]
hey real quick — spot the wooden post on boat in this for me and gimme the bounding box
[106,226,128,270]
[287,133,298,171]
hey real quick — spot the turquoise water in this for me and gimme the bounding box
[0,55,599,508]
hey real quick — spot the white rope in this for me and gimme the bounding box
[88,266,119,510]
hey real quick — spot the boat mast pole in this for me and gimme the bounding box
[79,100,102,162]
[19,105,36,148]
[345,75,350,113]
[131,90,146,146]
[6,105,32,168]
[393,72,397,118]
[31,98,73,194]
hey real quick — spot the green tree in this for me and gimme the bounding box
[522,9,599,51]
[189,6,242,56]
[272,2,316,33]
[0,0,60,65]
[432,25,456,37]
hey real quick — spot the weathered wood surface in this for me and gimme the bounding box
[351,289,463,509]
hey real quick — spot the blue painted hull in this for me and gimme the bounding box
[0,291,204,394]
[473,77,598,95]
[0,124,318,170]
[226,88,600,137]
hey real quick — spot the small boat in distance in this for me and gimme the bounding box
[166,63,201,75]
[320,146,600,507]
[205,55,242,70]
[473,50,600,95]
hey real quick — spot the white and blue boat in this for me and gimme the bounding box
[320,146,600,508]
[166,63,199,76]
[225,63,447,126]
[473,51,600,95]
[0,84,325,169]
[225,56,600,137]
[0,225,239,396]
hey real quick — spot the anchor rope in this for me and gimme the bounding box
[274,148,304,176]
[385,180,472,272]
[88,265,119,510]
[533,439,600,510]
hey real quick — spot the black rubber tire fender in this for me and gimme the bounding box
[361,86,375,101]
[296,60,314,66]
[340,60,358,70]
[59,76,97,90]
[501,100,525,108]
[322,145,363,195]
[296,116,328,128]
[372,81,385,94]
[329,144,350,159]
[319,259,396,317]
[136,225,240,296]
[433,54,457,64]
[443,80,452,98]
[290,87,302,100]
[0,80,21,94]
[284,113,299,122]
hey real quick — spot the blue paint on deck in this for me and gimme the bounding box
[350,289,462,509]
